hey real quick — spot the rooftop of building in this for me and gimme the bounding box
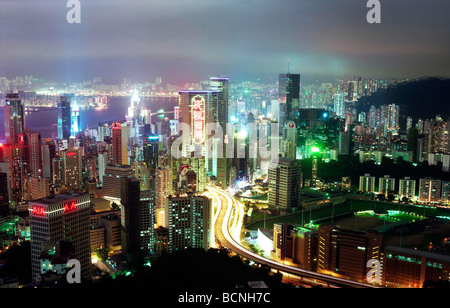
[30,193,88,205]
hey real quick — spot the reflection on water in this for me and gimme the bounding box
[0,96,177,140]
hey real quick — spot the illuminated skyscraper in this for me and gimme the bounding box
[210,77,230,188]
[333,92,346,119]
[112,122,128,166]
[24,130,42,178]
[4,93,25,145]
[279,72,300,127]
[60,148,83,191]
[58,95,72,140]
[71,102,81,138]
[178,90,218,192]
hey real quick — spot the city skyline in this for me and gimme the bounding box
[0,0,449,85]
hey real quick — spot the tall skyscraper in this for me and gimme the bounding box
[60,148,83,191]
[210,77,230,189]
[112,121,128,166]
[24,130,42,178]
[58,95,72,140]
[279,72,300,127]
[333,92,346,119]
[4,93,25,145]
[178,90,218,192]
[120,178,155,265]
[29,193,91,282]
[268,158,302,214]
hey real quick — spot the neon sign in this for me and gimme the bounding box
[64,200,77,213]
[31,205,46,217]
[191,95,205,144]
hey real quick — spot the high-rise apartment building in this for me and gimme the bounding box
[359,174,376,193]
[398,177,416,200]
[419,178,441,203]
[165,194,212,253]
[378,175,395,197]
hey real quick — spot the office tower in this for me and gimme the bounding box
[97,150,108,187]
[58,95,72,140]
[4,93,25,145]
[210,77,230,189]
[112,122,128,166]
[24,130,42,178]
[333,92,346,119]
[279,72,300,127]
[165,194,212,253]
[102,165,134,199]
[134,161,151,191]
[29,193,91,282]
[42,139,56,179]
[178,90,216,152]
[359,174,375,193]
[317,226,383,281]
[273,223,317,271]
[378,175,395,197]
[398,177,416,200]
[419,178,441,203]
[178,90,217,191]
[71,102,81,138]
[268,158,302,214]
[143,134,159,188]
[120,178,155,265]
[231,124,250,182]
[60,148,83,191]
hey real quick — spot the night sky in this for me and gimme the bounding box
[0,0,449,85]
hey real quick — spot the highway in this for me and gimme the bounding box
[207,186,381,289]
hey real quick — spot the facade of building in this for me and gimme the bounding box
[29,193,91,282]
[165,194,212,253]
[268,158,302,214]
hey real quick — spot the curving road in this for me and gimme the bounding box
[208,186,381,289]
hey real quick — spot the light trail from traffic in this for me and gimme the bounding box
[208,186,381,289]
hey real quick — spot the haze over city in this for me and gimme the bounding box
[0,0,449,85]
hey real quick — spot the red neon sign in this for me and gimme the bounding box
[67,152,77,156]
[64,200,77,213]
[192,95,205,144]
[31,205,45,217]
